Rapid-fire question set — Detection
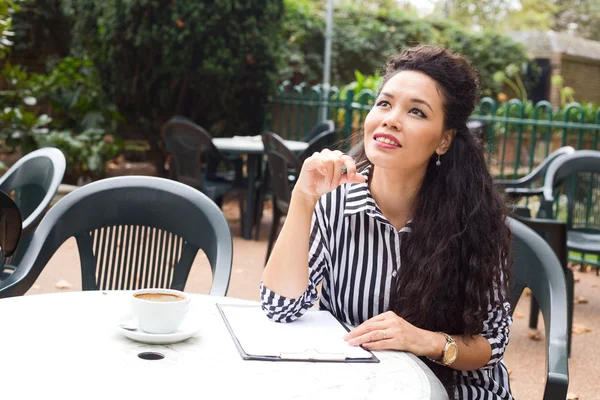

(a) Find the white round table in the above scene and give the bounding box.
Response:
[213,136,308,154]
[0,292,448,399]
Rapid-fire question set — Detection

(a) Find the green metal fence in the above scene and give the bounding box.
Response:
[267,82,600,179]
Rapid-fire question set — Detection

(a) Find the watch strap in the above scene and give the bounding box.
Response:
[426,332,456,366]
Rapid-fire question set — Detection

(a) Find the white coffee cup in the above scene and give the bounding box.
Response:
[131,288,191,334]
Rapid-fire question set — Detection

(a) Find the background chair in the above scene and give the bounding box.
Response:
[508,217,569,400]
[303,120,334,143]
[495,146,575,217]
[0,176,233,298]
[255,129,342,246]
[0,190,23,261]
[298,128,341,163]
[511,215,573,356]
[0,147,66,270]
[162,116,245,210]
[538,150,600,274]
[261,132,302,264]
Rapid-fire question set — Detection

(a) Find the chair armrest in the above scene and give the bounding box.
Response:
[0,224,55,299]
[495,147,576,190]
[495,178,530,189]
[0,262,34,298]
[495,169,545,188]
[512,216,569,400]
[543,332,569,400]
[504,187,544,200]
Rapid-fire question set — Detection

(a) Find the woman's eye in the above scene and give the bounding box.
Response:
[376,100,391,108]
[409,108,427,118]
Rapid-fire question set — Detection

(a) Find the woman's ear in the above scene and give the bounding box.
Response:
[437,128,456,155]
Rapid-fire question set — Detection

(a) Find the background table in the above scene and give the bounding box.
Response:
[1,291,448,399]
[213,136,308,240]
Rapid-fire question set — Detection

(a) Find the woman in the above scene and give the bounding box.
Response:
[261,45,512,399]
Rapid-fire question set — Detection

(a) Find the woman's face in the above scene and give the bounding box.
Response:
[363,70,454,172]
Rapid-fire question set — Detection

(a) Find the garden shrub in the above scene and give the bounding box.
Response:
[281,1,537,96]
[62,0,284,168]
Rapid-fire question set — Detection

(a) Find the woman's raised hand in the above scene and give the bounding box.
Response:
[294,149,366,200]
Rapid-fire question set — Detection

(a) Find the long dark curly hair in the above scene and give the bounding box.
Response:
[349,45,512,393]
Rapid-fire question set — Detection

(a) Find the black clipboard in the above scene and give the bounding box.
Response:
[217,304,379,363]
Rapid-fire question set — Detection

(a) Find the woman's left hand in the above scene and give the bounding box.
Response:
[343,311,443,357]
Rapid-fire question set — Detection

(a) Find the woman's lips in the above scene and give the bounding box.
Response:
[373,133,401,149]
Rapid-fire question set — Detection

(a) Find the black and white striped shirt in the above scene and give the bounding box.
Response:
[260,166,513,400]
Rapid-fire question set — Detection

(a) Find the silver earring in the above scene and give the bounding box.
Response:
[436,154,441,167]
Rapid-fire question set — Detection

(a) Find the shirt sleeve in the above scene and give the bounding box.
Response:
[480,291,512,369]
[260,200,331,323]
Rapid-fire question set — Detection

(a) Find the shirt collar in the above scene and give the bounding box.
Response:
[343,164,412,233]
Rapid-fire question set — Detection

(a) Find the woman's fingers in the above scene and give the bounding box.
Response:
[344,320,388,341]
[345,324,391,347]
[299,150,365,196]
[331,157,345,189]
[303,154,329,176]
[340,165,366,185]
[361,338,393,350]
[342,154,357,178]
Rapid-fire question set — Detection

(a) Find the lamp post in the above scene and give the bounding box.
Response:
[320,0,334,121]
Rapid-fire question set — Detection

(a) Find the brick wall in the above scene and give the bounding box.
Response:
[560,55,600,105]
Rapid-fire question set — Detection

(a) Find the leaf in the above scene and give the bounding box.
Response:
[505,63,520,77]
[551,75,564,87]
[528,329,542,341]
[572,324,591,335]
[493,71,506,83]
[55,279,72,289]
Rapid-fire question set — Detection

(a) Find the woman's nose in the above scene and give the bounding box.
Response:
[382,115,401,130]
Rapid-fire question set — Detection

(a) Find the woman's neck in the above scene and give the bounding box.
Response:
[369,165,426,231]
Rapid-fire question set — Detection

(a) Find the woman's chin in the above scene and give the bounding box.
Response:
[365,148,398,167]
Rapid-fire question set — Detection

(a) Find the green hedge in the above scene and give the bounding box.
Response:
[61,0,284,166]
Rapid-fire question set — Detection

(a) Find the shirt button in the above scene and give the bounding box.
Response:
[392,271,397,277]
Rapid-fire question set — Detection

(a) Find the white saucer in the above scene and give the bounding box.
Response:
[117,317,202,345]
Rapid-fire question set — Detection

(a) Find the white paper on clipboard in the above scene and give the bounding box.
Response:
[217,304,376,361]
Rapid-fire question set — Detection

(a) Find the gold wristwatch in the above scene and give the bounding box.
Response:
[427,332,458,366]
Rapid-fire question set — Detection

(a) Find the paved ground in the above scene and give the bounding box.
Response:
[25,197,599,399]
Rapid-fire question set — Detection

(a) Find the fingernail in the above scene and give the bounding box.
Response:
[348,339,358,346]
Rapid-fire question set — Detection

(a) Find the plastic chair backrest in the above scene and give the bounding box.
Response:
[495,146,575,188]
[0,176,233,298]
[508,217,569,399]
[162,117,225,189]
[540,150,600,230]
[0,190,22,258]
[299,129,340,163]
[303,120,335,143]
[262,132,302,213]
[0,148,66,235]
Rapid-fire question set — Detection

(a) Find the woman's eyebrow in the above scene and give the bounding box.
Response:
[380,92,434,113]
[410,98,434,113]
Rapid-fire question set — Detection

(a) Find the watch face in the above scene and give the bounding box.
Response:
[445,343,458,363]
